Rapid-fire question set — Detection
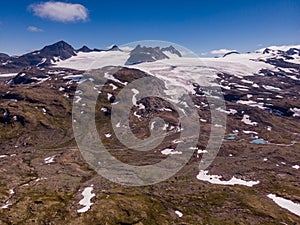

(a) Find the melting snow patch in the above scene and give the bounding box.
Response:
[109,83,118,90]
[105,133,112,138]
[0,73,18,77]
[175,210,183,218]
[36,58,47,67]
[63,93,69,98]
[9,189,14,195]
[159,107,172,112]
[236,100,266,110]
[196,170,260,187]
[133,111,141,119]
[243,130,258,134]
[104,73,128,85]
[131,89,139,106]
[291,108,300,117]
[161,148,182,155]
[263,85,281,91]
[1,201,12,209]
[216,107,237,115]
[197,149,208,154]
[241,115,258,126]
[107,93,113,101]
[292,165,299,169]
[267,194,300,217]
[44,155,56,164]
[77,185,95,213]
[101,107,108,112]
[74,96,82,103]
[214,124,223,128]
[241,79,254,84]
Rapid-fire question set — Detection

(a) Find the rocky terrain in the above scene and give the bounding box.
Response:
[0,41,299,224]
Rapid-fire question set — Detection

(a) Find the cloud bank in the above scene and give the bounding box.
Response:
[210,48,236,55]
[28,1,88,23]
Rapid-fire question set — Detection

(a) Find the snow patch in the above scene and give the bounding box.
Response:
[197,170,260,187]
[175,210,183,218]
[44,155,56,164]
[292,165,299,170]
[291,108,300,117]
[77,185,95,213]
[267,194,300,217]
[161,148,182,155]
[241,115,258,126]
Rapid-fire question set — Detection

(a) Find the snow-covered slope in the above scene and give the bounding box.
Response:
[55,51,129,70]
[53,44,300,101]
[54,44,300,77]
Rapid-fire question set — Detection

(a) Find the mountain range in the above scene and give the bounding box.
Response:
[0,41,183,73]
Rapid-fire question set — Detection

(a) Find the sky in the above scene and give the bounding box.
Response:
[0,0,299,56]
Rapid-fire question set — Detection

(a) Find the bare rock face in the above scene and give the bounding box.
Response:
[77,45,93,53]
[125,45,169,65]
[161,45,182,57]
[0,53,9,61]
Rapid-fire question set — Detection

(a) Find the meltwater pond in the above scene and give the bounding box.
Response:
[250,138,267,144]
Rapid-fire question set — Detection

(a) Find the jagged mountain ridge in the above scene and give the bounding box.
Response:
[0,41,183,73]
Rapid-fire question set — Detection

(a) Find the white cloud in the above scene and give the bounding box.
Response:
[210,48,236,55]
[27,26,43,32]
[28,1,88,23]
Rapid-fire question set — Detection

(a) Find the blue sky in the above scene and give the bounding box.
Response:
[0,0,299,56]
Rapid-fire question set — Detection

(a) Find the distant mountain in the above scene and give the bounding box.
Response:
[77,45,93,53]
[259,46,300,58]
[0,53,9,61]
[125,45,169,65]
[1,41,76,69]
[161,45,182,57]
[78,44,122,53]
[107,45,121,51]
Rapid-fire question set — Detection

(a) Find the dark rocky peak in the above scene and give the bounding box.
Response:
[161,45,182,57]
[0,53,10,61]
[77,45,122,53]
[125,45,169,65]
[107,45,121,51]
[286,48,300,56]
[262,48,271,54]
[39,40,76,60]
[77,45,93,53]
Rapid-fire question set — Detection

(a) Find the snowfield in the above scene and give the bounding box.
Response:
[267,194,300,217]
[197,170,260,187]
